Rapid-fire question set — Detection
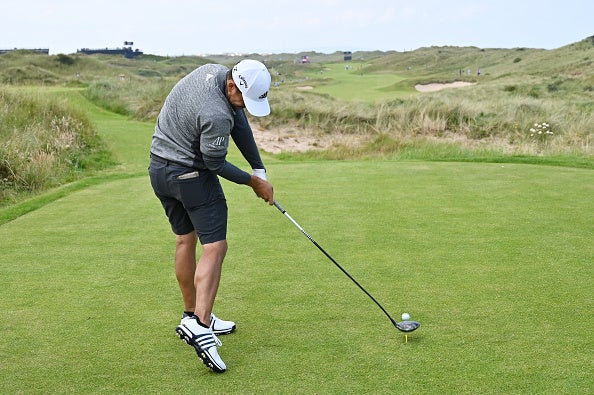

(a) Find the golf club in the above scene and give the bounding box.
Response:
[273,200,400,329]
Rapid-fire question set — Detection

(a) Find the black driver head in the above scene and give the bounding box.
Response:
[396,320,421,333]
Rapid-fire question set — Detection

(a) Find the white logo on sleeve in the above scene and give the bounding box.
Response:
[212,136,226,146]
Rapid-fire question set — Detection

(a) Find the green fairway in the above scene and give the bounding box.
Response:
[300,62,413,102]
[2,158,593,392]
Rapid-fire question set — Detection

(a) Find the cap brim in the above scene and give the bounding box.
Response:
[244,96,270,117]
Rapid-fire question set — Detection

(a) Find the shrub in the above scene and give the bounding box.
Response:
[56,54,76,66]
[0,89,114,203]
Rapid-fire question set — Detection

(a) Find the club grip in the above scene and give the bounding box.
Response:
[273,200,286,214]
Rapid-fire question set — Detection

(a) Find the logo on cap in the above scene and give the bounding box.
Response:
[238,75,248,89]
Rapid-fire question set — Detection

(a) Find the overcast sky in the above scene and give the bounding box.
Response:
[1,1,592,56]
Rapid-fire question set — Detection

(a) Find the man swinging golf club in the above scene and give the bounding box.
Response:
[148,60,274,373]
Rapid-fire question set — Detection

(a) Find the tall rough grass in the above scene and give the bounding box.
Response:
[0,89,114,204]
[259,86,592,161]
[82,77,174,120]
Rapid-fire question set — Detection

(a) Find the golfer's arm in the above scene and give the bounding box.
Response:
[230,110,265,170]
[203,156,251,184]
[199,115,259,184]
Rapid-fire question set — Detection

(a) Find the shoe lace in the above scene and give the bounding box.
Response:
[212,333,222,347]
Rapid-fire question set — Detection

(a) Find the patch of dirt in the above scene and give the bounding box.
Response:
[415,81,476,92]
[253,127,332,154]
[252,125,370,154]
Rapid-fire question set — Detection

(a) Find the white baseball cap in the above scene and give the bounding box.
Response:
[232,59,271,117]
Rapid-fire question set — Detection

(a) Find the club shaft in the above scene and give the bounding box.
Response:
[273,201,397,327]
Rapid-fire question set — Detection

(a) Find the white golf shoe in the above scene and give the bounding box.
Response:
[179,313,236,335]
[175,316,226,373]
[210,313,236,335]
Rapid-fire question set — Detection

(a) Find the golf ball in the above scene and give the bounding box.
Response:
[402,312,410,321]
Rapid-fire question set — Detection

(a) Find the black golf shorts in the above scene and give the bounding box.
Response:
[149,159,227,244]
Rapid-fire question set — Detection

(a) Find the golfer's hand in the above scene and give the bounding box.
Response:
[248,175,274,205]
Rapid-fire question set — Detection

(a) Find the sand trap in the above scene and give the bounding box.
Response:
[296,86,314,90]
[415,81,476,92]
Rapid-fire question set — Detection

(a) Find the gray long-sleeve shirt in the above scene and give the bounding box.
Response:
[150,64,264,184]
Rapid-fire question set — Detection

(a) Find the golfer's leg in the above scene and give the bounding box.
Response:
[175,231,198,312]
[194,240,228,326]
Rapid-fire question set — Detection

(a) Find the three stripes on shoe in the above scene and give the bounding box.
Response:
[176,324,225,372]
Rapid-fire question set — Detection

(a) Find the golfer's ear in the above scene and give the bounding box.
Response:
[227,79,238,92]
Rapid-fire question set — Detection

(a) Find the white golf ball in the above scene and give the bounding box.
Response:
[401,312,410,321]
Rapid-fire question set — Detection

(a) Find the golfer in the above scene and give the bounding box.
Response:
[148,59,274,373]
